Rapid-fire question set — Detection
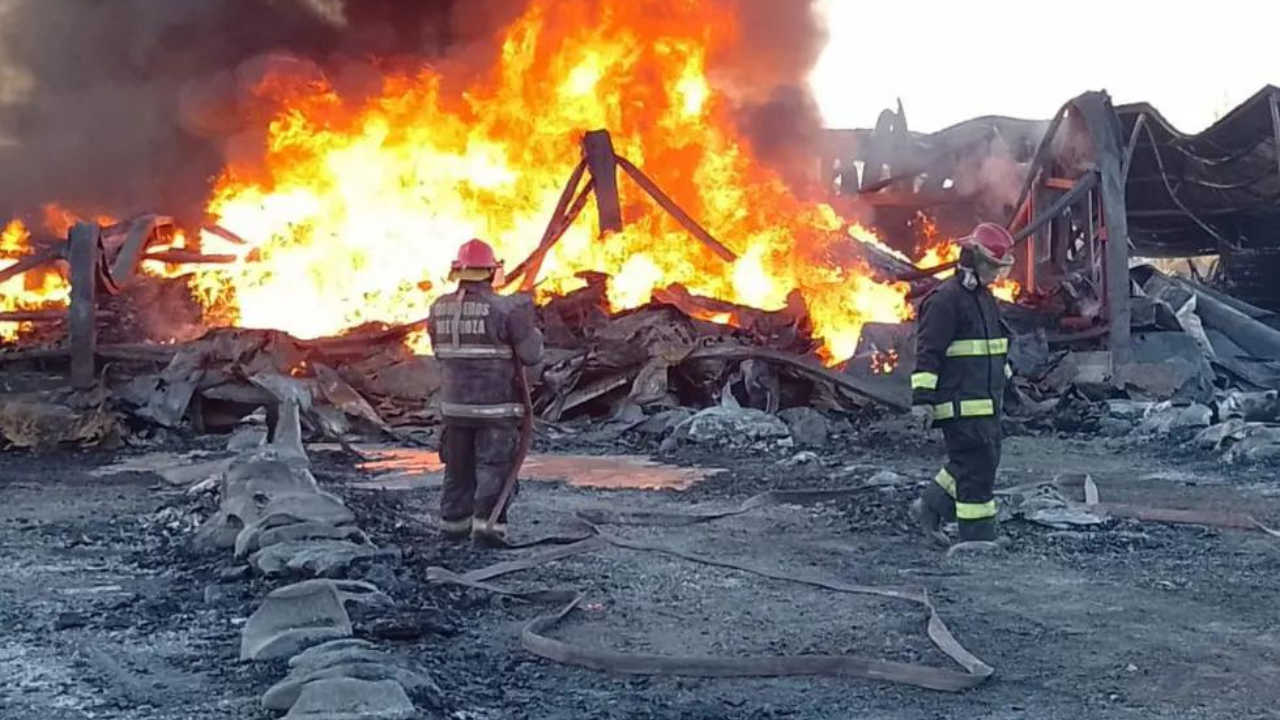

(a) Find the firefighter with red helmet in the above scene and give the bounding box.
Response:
[427,239,543,545]
[909,223,1015,549]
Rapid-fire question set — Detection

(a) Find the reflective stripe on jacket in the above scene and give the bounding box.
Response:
[910,275,1009,422]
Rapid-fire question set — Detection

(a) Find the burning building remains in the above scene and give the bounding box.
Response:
[4,3,1280,717]
[1,0,930,430]
[0,0,1276,456]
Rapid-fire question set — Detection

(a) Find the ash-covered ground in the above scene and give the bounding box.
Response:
[3,417,1279,720]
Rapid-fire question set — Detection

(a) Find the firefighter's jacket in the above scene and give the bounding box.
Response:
[428,281,544,421]
[910,275,1010,422]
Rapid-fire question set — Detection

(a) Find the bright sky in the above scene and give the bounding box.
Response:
[810,0,1279,133]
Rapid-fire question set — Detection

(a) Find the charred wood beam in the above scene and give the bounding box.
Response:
[583,130,623,234]
[141,251,238,264]
[508,178,595,292]
[202,223,250,245]
[683,344,908,411]
[0,309,111,322]
[67,223,99,388]
[0,246,62,284]
[107,214,173,292]
[548,160,589,235]
[0,309,63,322]
[1015,174,1097,245]
[505,159,590,291]
[614,155,738,262]
[0,343,175,365]
[298,322,425,354]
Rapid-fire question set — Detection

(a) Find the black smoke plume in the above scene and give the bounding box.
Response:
[0,0,828,225]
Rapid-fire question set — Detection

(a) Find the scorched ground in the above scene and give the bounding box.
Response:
[3,402,1280,719]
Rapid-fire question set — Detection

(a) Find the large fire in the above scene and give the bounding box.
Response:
[0,1,1022,363]
[188,0,913,364]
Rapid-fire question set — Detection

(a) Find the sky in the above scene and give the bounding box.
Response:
[809,0,1279,133]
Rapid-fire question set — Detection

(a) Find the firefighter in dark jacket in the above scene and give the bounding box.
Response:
[427,239,544,545]
[909,223,1015,548]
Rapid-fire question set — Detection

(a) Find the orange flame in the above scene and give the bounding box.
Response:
[186,1,910,364]
[916,241,960,275]
[0,220,70,342]
[41,204,116,237]
[870,348,899,375]
[914,234,1021,303]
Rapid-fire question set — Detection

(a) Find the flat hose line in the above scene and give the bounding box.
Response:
[426,487,995,692]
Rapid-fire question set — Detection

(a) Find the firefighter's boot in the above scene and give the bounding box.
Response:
[909,498,951,548]
[471,518,509,549]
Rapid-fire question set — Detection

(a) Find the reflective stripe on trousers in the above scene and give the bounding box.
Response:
[934,469,998,519]
[932,398,995,420]
[934,467,956,497]
[440,517,472,533]
[440,401,525,419]
[956,500,997,520]
[911,372,938,390]
[435,345,514,360]
[945,338,1008,357]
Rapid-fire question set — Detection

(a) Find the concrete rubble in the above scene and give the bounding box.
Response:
[778,406,831,448]
[661,406,794,452]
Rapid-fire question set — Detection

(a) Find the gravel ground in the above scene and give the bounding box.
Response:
[2,425,1278,720]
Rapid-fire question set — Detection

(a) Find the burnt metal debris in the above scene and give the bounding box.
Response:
[824,88,1280,429]
[3,91,1280,450]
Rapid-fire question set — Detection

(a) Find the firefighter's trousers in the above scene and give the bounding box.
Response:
[920,417,1001,541]
[439,419,521,535]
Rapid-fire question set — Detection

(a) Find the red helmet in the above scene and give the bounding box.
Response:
[962,223,1015,266]
[451,238,499,271]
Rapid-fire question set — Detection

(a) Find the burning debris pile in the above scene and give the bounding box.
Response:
[2,0,1278,464]
[0,0,974,447]
[3,0,909,361]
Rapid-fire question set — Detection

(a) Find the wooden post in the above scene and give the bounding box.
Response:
[67,222,99,388]
[615,156,737,262]
[582,130,623,234]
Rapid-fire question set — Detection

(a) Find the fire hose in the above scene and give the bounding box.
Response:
[484,355,534,531]
[429,486,994,692]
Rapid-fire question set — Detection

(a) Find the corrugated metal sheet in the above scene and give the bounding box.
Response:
[1117,86,1280,257]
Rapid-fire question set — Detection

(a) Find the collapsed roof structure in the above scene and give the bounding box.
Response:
[823,85,1280,365]
[1118,86,1280,258]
